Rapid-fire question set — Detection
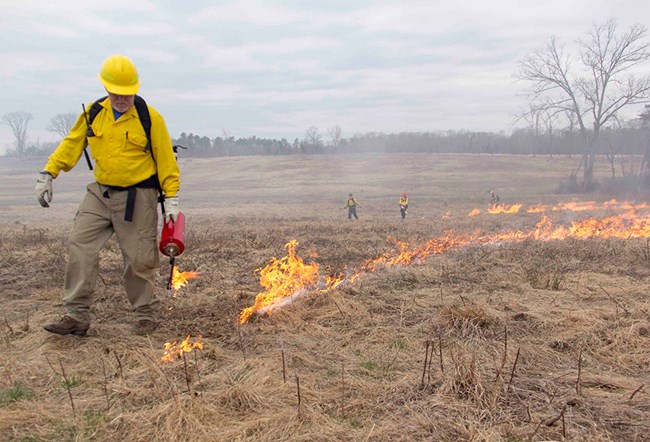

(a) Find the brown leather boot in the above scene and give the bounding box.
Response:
[133,319,157,335]
[43,315,90,337]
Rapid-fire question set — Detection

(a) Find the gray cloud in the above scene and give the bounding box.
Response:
[1,0,649,152]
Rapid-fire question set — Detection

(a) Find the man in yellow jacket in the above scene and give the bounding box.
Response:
[345,193,360,219]
[399,192,409,219]
[35,54,180,336]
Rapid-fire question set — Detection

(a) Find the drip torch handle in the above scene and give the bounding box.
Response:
[167,254,175,290]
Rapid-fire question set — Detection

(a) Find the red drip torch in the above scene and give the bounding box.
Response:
[159,212,185,289]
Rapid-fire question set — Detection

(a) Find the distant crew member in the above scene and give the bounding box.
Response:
[344,193,360,220]
[399,192,409,219]
[490,189,500,207]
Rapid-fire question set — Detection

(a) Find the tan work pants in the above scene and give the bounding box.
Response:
[63,182,160,322]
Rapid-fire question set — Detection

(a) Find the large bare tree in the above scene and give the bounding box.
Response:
[1,111,33,157]
[47,112,77,139]
[517,19,650,190]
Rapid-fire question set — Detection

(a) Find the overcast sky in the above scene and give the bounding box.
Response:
[1,0,649,153]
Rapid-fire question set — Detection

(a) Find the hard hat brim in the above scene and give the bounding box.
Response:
[98,74,140,95]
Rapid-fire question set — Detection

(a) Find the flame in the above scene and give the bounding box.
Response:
[239,211,650,323]
[461,199,650,216]
[442,211,452,219]
[526,204,546,213]
[487,204,522,214]
[161,335,204,362]
[238,240,322,324]
[171,266,201,290]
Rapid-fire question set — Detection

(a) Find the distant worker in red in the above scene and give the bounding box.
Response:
[344,193,360,219]
[399,192,409,219]
[35,54,181,337]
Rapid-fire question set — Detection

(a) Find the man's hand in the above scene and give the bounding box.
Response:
[35,172,53,208]
[164,196,180,223]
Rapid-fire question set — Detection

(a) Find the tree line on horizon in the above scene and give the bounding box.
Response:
[2,111,649,161]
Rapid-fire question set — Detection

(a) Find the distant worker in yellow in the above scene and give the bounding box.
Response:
[489,189,500,208]
[399,192,409,219]
[344,193,360,219]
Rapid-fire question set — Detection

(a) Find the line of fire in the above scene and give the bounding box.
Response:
[238,208,650,324]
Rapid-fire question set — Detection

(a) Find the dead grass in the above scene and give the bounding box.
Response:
[1,153,650,441]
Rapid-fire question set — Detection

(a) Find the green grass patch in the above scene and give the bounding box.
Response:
[0,382,34,406]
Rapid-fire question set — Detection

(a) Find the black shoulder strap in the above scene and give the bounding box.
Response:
[87,96,107,132]
[133,95,152,152]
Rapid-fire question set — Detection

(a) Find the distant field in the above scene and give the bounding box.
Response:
[1,153,649,441]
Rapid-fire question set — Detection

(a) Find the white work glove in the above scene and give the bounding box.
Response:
[164,196,180,223]
[35,172,53,208]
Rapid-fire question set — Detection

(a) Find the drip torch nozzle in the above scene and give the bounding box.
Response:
[167,252,176,290]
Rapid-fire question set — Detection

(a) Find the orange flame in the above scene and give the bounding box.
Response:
[487,204,522,214]
[462,199,650,216]
[161,335,204,362]
[239,240,322,324]
[239,211,650,323]
[171,266,201,290]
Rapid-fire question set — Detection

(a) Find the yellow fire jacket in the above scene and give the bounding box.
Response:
[399,197,408,206]
[44,97,180,197]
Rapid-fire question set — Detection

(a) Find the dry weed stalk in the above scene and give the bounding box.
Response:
[596,282,631,316]
[114,351,124,380]
[3,315,14,335]
[100,357,111,411]
[340,362,346,417]
[280,339,287,383]
[576,349,582,395]
[421,339,431,388]
[506,348,520,393]
[628,384,644,400]
[46,356,77,418]
[181,352,192,393]
[544,403,567,427]
[295,371,302,419]
[438,331,445,374]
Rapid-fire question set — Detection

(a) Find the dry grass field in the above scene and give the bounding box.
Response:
[1,153,649,441]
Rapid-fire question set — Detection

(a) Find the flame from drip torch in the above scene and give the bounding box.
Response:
[171,266,201,290]
[239,211,650,323]
[161,335,204,362]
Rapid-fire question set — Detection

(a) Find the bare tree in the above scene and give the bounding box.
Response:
[47,113,77,139]
[1,111,33,157]
[517,19,650,191]
[304,126,322,147]
[640,105,650,172]
[221,128,232,156]
[327,125,343,148]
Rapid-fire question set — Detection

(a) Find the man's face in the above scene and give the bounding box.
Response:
[107,91,135,113]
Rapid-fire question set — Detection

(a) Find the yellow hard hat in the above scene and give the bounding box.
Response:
[98,55,140,95]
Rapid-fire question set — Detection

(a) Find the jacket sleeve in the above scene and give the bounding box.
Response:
[43,112,88,178]
[149,107,180,197]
